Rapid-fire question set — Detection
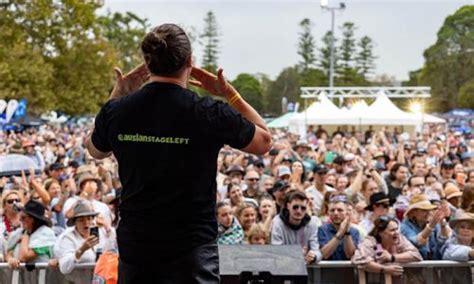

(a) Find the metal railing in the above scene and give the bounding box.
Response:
[0,261,472,283]
[308,261,474,284]
[0,263,95,284]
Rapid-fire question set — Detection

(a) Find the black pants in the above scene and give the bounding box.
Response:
[118,242,220,284]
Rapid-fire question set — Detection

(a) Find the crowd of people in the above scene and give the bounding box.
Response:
[0,120,473,282]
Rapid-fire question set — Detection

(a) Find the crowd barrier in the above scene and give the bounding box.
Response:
[0,261,472,283]
[308,261,474,284]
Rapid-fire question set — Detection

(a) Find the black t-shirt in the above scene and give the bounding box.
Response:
[92,82,255,263]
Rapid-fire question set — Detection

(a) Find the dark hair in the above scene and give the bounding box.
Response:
[216,201,230,214]
[227,183,240,194]
[369,215,398,243]
[407,175,423,187]
[291,160,306,184]
[28,215,50,233]
[389,163,407,181]
[141,24,191,76]
[284,190,308,205]
[461,184,474,212]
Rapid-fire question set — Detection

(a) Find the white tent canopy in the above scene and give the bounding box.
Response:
[288,91,446,135]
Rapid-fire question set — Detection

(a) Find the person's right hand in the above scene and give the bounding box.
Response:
[337,216,350,237]
[8,257,20,269]
[429,208,445,228]
[80,235,100,252]
[384,265,404,276]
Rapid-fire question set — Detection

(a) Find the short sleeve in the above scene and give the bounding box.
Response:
[91,101,113,153]
[317,226,331,247]
[196,98,255,149]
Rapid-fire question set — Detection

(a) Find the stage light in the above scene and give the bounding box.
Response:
[409,102,422,113]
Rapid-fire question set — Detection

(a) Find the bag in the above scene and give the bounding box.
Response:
[93,251,118,284]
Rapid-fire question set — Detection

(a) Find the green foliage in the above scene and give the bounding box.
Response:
[318,31,338,80]
[266,67,301,115]
[297,18,316,71]
[356,36,377,79]
[0,1,147,115]
[416,5,474,111]
[232,74,264,113]
[98,11,149,71]
[337,22,357,84]
[458,79,474,108]
[200,10,220,72]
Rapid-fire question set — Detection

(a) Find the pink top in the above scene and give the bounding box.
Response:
[352,235,422,267]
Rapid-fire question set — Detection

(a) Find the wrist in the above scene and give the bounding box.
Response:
[390,254,396,263]
[335,234,344,240]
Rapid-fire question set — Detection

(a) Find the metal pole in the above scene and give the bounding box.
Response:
[329,8,335,91]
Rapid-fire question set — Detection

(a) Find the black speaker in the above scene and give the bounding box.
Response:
[219,245,308,284]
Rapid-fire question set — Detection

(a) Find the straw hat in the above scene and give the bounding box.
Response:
[404,194,438,217]
[444,183,462,200]
[449,211,474,229]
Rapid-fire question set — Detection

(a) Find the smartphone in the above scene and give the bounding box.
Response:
[90,226,99,239]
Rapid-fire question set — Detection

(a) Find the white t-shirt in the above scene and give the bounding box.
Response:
[305,185,335,216]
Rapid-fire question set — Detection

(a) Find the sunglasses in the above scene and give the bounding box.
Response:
[377,215,397,228]
[247,178,259,182]
[292,205,307,211]
[6,199,20,204]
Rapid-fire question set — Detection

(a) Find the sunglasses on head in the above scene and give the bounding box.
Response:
[6,199,20,204]
[330,195,349,204]
[377,215,397,227]
[292,205,307,211]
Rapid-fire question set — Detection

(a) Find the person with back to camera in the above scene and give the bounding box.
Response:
[85,23,272,283]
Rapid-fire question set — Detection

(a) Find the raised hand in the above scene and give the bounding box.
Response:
[110,63,150,99]
[190,67,237,98]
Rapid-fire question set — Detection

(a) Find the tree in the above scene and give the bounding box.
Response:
[200,11,220,73]
[458,79,474,108]
[337,22,357,84]
[98,11,149,71]
[416,5,474,111]
[265,67,301,115]
[297,18,316,71]
[356,36,377,79]
[232,74,264,113]
[318,31,338,82]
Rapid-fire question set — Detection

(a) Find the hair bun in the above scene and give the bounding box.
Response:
[142,31,168,53]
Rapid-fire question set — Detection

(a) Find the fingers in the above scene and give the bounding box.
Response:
[114,67,124,81]
[188,80,203,88]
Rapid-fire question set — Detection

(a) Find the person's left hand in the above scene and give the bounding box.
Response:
[110,63,150,99]
[377,250,392,263]
[48,259,59,268]
[189,67,237,99]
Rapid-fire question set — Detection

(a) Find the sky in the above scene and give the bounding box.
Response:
[99,0,473,81]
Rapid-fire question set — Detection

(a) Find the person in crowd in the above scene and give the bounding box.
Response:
[216,202,243,245]
[225,183,258,211]
[289,160,306,191]
[243,170,263,199]
[236,203,258,243]
[22,139,46,170]
[248,223,268,245]
[0,190,23,239]
[441,212,474,284]
[386,163,409,202]
[406,175,426,198]
[440,160,455,183]
[218,164,246,199]
[306,164,334,216]
[444,182,462,211]
[63,173,112,229]
[270,181,291,214]
[352,216,422,280]
[360,192,391,233]
[318,195,360,260]
[5,200,57,268]
[271,191,322,264]
[277,165,292,181]
[257,196,276,235]
[460,184,474,213]
[54,201,115,282]
[400,194,451,260]
[262,177,275,195]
